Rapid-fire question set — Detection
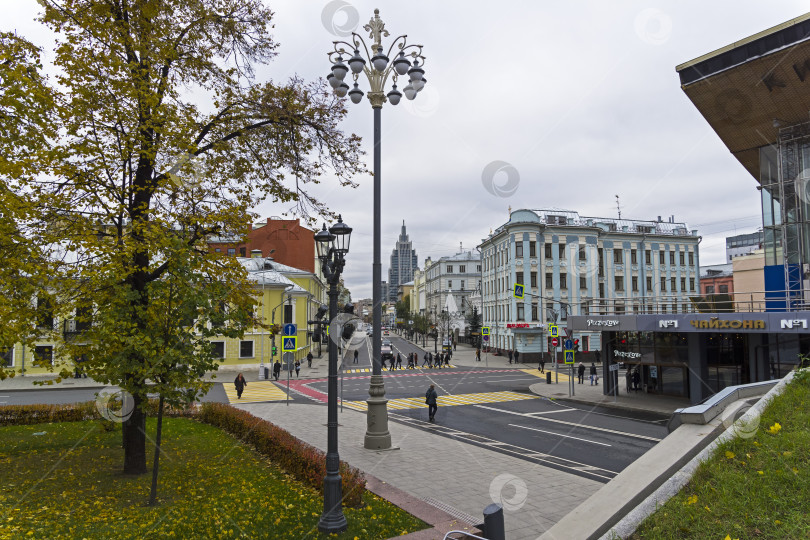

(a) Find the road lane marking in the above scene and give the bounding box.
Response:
[509,424,611,446]
[525,408,578,415]
[474,404,662,442]
[343,390,538,412]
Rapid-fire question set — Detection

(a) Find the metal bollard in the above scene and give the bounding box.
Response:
[546,371,552,384]
[482,503,505,540]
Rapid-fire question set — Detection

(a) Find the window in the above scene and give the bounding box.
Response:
[545,243,552,258]
[660,277,667,291]
[631,249,637,264]
[530,271,538,288]
[228,248,236,256]
[447,265,453,273]
[632,276,639,291]
[580,276,587,290]
[477,264,481,272]
[670,277,676,290]
[283,304,293,324]
[529,241,537,258]
[37,295,54,330]
[515,242,523,258]
[646,276,652,292]
[558,244,566,258]
[680,278,686,291]
[531,303,538,321]
[448,280,453,289]
[239,247,246,257]
[669,251,675,264]
[645,250,651,264]
[211,341,225,359]
[515,272,524,286]
[545,273,553,288]
[579,245,586,261]
[659,251,665,264]
[460,280,465,290]
[719,284,729,293]
[614,276,624,291]
[613,249,622,263]
[215,248,221,253]
[560,273,567,289]
[2,348,12,368]
[679,251,685,265]
[459,265,466,273]
[239,340,254,358]
[516,304,525,321]
[688,252,694,265]
[34,345,53,366]
[689,278,695,291]
[599,283,605,298]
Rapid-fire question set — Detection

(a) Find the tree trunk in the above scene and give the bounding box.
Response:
[148,394,164,505]
[123,392,147,474]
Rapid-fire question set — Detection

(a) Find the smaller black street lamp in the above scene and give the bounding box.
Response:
[314,215,352,534]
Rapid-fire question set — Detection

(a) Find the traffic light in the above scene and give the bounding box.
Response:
[574,339,580,352]
[312,324,321,342]
[341,322,355,341]
[315,305,328,320]
[343,303,354,315]
[271,345,277,356]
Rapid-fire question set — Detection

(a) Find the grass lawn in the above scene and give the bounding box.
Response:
[0,418,427,539]
[632,371,810,539]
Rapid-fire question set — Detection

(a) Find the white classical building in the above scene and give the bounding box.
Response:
[423,250,482,341]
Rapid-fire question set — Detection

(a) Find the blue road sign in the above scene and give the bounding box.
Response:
[483,335,489,341]
[283,323,297,336]
[550,325,558,338]
[282,336,297,352]
[564,350,575,364]
[482,326,490,336]
[513,284,524,299]
[564,339,574,350]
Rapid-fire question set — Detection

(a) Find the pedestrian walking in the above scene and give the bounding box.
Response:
[476,348,481,362]
[453,341,457,351]
[632,369,641,392]
[273,361,281,381]
[408,353,415,369]
[389,356,396,371]
[626,368,633,394]
[422,353,429,367]
[295,360,301,378]
[589,363,597,385]
[514,350,520,364]
[234,373,247,399]
[354,350,359,364]
[396,353,402,369]
[425,384,438,422]
[307,351,313,368]
[539,358,545,373]
[577,362,585,384]
[444,353,450,367]
[508,350,514,364]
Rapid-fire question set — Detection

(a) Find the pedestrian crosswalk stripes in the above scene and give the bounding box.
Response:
[344,365,457,373]
[224,381,289,404]
[520,369,572,382]
[342,390,537,412]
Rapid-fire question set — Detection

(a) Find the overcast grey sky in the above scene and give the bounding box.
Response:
[7,1,808,299]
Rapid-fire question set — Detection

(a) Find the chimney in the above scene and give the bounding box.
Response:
[251,249,262,258]
[657,216,662,222]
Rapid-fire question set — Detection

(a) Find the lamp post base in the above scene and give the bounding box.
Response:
[364,374,392,449]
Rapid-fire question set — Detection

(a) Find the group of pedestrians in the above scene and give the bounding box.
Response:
[576,362,599,385]
[507,349,521,364]
[419,350,451,369]
[626,367,642,393]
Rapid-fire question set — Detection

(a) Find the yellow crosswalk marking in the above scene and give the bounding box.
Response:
[343,390,537,412]
[520,369,572,382]
[344,365,457,374]
[224,381,289,404]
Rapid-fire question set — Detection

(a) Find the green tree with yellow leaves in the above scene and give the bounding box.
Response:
[1,0,365,477]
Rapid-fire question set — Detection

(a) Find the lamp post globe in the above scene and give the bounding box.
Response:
[325,9,426,450]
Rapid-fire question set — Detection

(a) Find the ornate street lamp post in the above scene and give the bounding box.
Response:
[314,216,353,534]
[326,9,427,450]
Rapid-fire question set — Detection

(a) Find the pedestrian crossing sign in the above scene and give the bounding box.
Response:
[282,336,297,352]
[549,325,559,338]
[564,350,575,364]
[482,327,490,336]
[513,284,524,299]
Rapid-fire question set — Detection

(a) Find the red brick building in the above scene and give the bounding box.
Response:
[208,218,316,273]
[700,263,734,295]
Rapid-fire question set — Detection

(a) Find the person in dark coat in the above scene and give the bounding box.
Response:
[589,363,597,385]
[577,362,585,384]
[396,353,402,369]
[444,353,450,367]
[422,352,429,367]
[626,368,633,393]
[508,350,514,364]
[234,373,247,399]
[294,360,301,378]
[595,350,601,363]
[476,348,481,362]
[425,384,438,422]
[273,361,281,381]
[307,351,314,368]
[632,369,641,392]
[353,350,359,364]
[514,350,520,364]
[539,357,545,373]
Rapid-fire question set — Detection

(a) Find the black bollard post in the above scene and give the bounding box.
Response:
[482,503,505,540]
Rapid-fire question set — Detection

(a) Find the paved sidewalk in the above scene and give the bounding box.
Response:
[237,400,602,540]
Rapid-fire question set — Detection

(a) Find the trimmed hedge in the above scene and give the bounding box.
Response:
[197,402,366,507]
[0,400,366,507]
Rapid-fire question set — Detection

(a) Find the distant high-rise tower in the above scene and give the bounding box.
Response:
[387,221,418,302]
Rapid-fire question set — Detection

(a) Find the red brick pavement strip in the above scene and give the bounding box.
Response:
[364,474,483,540]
